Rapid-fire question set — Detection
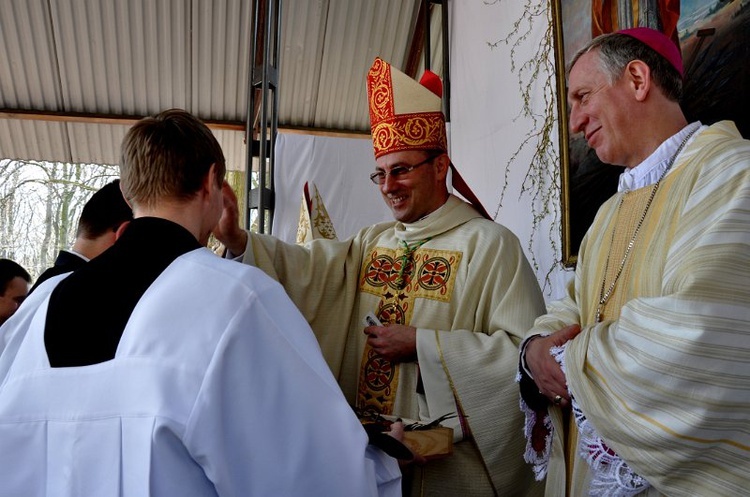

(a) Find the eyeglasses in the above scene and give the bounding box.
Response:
[369,155,438,185]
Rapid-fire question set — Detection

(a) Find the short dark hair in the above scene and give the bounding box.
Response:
[76,180,133,239]
[568,32,683,102]
[120,109,226,209]
[0,259,31,295]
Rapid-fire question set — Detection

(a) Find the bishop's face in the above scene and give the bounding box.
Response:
[374,150,448,223]
[567,50,639,168]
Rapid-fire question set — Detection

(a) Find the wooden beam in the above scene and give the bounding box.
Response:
[0,109,245,131]
[0,109,371,138]
[278,126,370,139]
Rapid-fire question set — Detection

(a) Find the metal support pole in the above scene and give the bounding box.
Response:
[245,0,281,233]
[423,0,431,72]
[441,0,450,121]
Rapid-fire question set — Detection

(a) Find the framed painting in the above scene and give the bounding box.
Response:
[552,0,750,266]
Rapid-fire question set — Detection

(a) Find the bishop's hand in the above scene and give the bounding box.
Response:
[525,324,581,407]
[364,324,417,363]
[213,181,248,256]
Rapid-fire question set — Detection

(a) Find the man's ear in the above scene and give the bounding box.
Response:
[201,163,219,196]
[114,220,130,241]
[433,153,450,181]
[625,60,651,102]
[119,184,133,209]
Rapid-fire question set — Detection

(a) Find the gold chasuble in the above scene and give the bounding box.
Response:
[243,194,546,496]
[357,237,458,415]
[523,122,750,497]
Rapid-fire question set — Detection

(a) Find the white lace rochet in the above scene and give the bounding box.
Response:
[520,343,651,496]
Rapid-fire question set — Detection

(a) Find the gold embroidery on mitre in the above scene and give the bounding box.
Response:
[356,245,461,414]
[367,57,447,158]
[371,112,447,158]
[368,58,394,125]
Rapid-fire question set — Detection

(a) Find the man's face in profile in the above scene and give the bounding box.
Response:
[0,276,29,326]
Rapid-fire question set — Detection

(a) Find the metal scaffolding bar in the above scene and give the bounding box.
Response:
[245,0,282,233]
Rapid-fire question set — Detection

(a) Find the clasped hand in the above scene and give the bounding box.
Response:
[364,324,417,363]
[525,324,581,407]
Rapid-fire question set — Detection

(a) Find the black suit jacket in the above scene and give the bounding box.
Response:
[29,251,88,294]
[45,218,200,367]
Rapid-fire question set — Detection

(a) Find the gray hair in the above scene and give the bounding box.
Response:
[567,33,682,102]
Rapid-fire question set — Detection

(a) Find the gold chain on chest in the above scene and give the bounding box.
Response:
[595,128,698,322]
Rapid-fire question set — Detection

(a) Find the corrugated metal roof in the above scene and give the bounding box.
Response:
[0,0,445,169]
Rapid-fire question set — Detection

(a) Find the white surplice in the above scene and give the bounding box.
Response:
[0,248,400,497]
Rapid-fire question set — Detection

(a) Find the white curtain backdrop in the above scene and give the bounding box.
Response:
[271,132,392,243]
[448,1,573,300]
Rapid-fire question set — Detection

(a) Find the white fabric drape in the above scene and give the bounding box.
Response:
[272,133,391,243]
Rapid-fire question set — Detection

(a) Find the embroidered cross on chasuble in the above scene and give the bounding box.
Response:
[356,239,461,416]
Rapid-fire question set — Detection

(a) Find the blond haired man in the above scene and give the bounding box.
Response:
[0,109,399,496]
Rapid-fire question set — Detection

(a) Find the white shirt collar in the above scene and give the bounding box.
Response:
[617,122,705,192]
[65,249,90,262]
